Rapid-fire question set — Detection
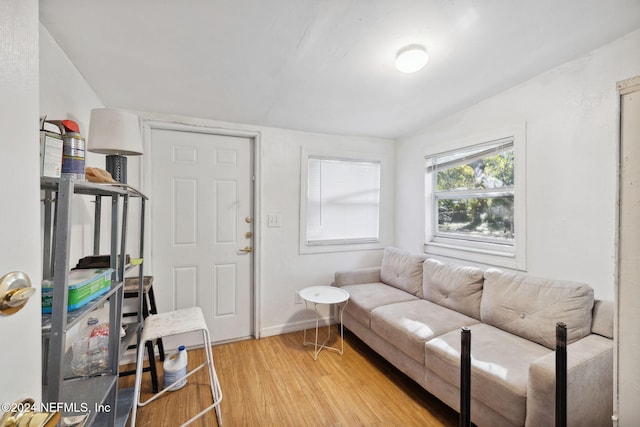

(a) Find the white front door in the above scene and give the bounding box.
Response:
[0,0,41,413]
[150,127,254,344]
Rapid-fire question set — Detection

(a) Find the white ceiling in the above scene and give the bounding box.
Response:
[40,0,640,140]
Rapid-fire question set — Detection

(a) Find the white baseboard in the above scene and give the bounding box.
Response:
[259,316,335,338]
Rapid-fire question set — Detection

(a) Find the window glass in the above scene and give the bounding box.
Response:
[429,140,515,245]
[436,195,514,240]
[436,151,514,191]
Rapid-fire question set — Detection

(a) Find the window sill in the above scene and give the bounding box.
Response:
[424,240,525,270]
[300,241,385,255]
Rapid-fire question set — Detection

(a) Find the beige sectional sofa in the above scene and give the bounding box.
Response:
[334,247,613,427]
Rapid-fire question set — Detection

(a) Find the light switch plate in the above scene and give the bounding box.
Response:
[267,213,282,228]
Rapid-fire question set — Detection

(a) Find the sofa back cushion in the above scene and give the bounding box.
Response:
[481,268,594,349]
[591,300,614,339]
[380,247,426,297]
[422,259,484,319]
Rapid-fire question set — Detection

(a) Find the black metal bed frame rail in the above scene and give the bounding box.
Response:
[556,322,567,427]
[458,322,568,427]
[460,327,471,427]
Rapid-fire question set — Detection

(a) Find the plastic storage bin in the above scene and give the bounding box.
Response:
[41,268,113,313]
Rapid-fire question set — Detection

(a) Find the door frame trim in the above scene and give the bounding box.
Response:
[614,75,640,423]
[140,117,262,339]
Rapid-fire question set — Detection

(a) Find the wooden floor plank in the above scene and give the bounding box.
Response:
[119,328,458,426]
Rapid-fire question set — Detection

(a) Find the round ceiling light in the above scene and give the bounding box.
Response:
[395,44,429,73]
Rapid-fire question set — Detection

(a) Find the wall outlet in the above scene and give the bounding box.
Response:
[295,291,303,304]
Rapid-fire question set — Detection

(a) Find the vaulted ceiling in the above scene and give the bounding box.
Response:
[40,0,640,139]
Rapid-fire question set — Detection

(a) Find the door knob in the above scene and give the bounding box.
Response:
[0,271,34,315]
[239,246,253,253]
[4,287,36,308]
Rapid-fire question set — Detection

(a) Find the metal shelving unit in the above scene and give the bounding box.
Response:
[41,177,147,427]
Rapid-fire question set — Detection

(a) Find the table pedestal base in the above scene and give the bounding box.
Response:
[303,300,348,360]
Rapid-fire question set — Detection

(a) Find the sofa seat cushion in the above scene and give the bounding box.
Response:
[371,299,480,364]
[423,259,484,320]
[380,247,427,297]
[425,323,552,427]
[339,283,418,328]
[481,268,594,349]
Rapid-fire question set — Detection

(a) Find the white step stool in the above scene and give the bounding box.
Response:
[131,307,223,426]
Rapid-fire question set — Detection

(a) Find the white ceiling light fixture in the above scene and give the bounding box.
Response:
[395,44,429,73]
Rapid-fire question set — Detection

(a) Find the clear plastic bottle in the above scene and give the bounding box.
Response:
[87,321,109,373]
[71,317,96,375]
[71,317,108,376]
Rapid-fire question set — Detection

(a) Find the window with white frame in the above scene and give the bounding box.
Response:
[425,130,526,269]
[305,156,381,245]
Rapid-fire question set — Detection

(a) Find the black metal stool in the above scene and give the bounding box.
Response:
[119,276,165,393]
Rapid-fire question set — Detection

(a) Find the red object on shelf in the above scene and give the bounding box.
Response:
[61,119,79,133]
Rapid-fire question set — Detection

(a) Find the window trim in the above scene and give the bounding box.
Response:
[424,124,527,270]
[300,148,392,254]
[431,139,515,245]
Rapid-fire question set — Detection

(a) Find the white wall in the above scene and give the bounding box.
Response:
[257,126,394,336]
[0,0,41,408]
[40,24,107,266]
[40,24,103,136]
[396,29,640,301]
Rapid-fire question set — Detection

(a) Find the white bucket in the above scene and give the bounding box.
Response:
[163,345,187,391]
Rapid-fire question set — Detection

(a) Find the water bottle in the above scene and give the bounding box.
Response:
[71,317,108,375]
[87,321,109,371]
[163,345,188,391]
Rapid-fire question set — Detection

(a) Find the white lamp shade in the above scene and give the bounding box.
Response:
[395,44,429,73]
[88,108,143,155]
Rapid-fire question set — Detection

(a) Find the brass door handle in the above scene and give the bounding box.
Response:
[239,246,253,253]
[5,287,36,308]
[0,271,34,315]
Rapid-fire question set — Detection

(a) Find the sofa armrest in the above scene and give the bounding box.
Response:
[334,267,381,287]
[525,334,613,427]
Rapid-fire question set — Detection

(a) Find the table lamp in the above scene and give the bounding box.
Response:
[88,108,143,184]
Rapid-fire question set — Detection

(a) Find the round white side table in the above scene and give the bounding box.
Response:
[299,286,350,360]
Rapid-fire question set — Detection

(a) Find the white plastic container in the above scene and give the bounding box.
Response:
[163,345,188,391]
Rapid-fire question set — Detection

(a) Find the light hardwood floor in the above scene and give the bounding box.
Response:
[119,328,459,426]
